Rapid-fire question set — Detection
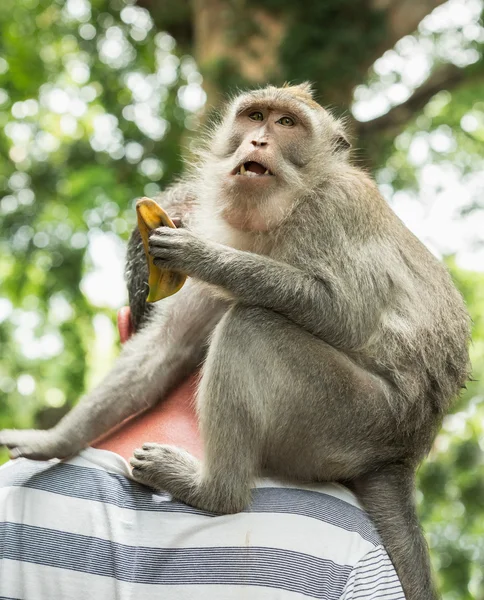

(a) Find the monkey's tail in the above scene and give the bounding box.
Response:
[351,465,439,600]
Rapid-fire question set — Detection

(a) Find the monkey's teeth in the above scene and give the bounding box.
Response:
[237,163,270,176]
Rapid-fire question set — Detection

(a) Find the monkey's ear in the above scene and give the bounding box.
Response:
[334,132,351,152]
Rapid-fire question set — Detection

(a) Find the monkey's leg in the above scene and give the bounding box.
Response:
[130,305,264,513]
[0,285,226,460]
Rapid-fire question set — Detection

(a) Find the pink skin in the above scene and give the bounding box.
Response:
[93,307,203,462]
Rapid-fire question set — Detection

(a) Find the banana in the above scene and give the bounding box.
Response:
[135,197,186,302]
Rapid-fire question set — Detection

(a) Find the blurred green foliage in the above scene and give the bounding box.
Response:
[0,0,198,453]
[420,264,484,598]
[0,0,484,597]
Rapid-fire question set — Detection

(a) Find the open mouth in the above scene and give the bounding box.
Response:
[235,161,273,177]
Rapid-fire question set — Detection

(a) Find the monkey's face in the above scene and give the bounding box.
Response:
[223,99,312,197]
[205,84,350,232]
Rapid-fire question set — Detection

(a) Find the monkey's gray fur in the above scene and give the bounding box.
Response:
[0,83,470,600]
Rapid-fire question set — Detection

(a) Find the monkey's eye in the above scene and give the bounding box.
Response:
[249,111,264,121]
[277,116,295,127]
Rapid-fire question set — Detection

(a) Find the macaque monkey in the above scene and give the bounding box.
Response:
[0,83,470,600]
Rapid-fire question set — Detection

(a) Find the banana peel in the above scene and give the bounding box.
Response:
[136,197,186,302]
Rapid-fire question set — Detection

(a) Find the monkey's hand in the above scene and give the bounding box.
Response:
[0,428,82,461]
[148,227,214,275]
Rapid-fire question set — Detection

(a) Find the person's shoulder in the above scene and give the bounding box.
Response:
[253,478,382,564]
[247,479,405,598]
[340,544,406,599]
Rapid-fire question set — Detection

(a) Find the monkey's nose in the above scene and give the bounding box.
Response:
[251,139,268,147]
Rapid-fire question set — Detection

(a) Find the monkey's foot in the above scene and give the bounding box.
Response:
[130,443,201,502]
[0,428,79,461]
[130,443,251,514]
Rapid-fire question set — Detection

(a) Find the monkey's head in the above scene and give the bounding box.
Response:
[201,82,351,232]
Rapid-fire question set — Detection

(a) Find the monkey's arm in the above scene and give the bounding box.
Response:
[149,228,385,349]
[0,283,226,460]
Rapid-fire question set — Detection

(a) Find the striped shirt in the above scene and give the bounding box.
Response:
[0,447,405,599]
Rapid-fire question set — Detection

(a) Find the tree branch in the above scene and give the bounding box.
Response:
[356,62,481,138]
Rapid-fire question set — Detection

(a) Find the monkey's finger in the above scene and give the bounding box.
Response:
[8,446,53,461]
[150,248,182,267]
[148,245,184,263]
[0,430,32,448]
[0,441,17,449]
[129,457,145,469]
[9,447,24,459]
[148,231,181,248]
[142,443,160,450]
[148,244,171,257]
[132,449,150,460]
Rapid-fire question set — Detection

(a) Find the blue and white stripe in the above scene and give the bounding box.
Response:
[0,448,405,599]
[341,546,407,599]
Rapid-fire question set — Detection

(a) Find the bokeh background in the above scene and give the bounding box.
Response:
[0,0,483,596]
